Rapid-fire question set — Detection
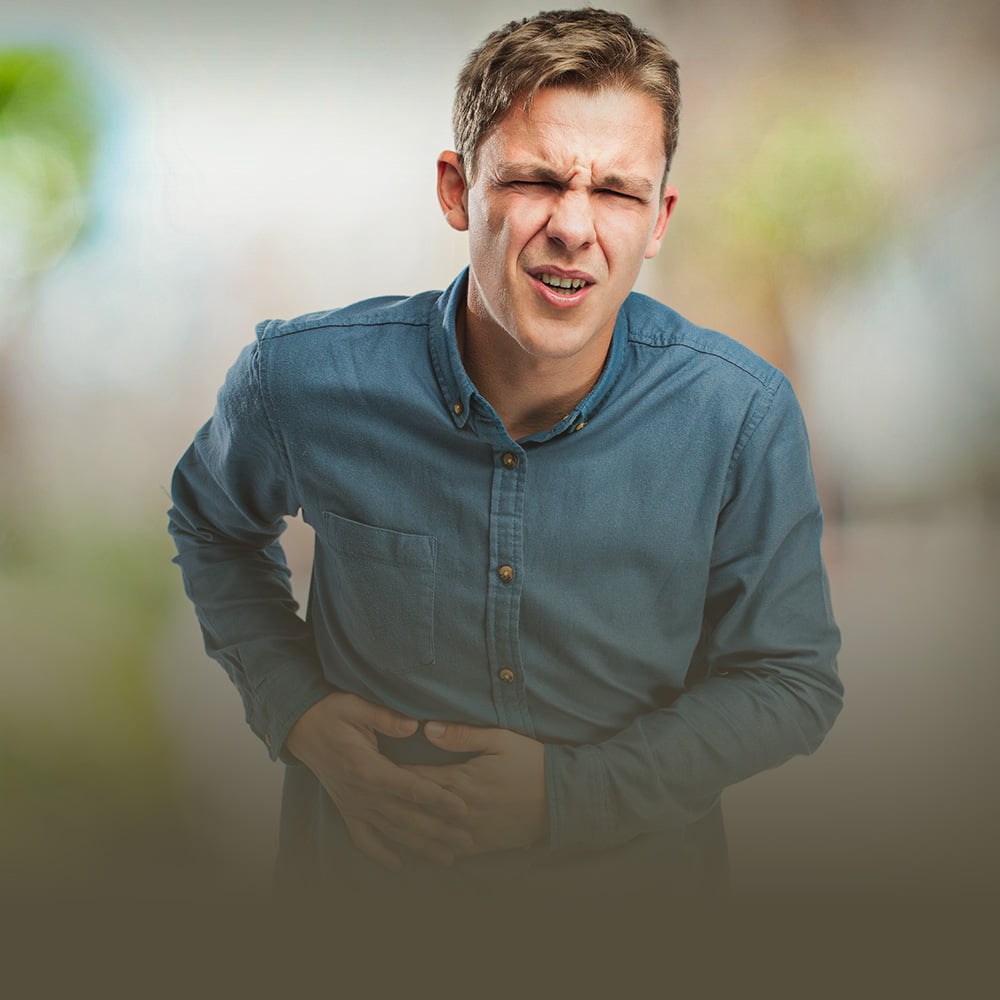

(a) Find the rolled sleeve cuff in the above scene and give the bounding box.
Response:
[544,742,616,851]
[246,667,336,764]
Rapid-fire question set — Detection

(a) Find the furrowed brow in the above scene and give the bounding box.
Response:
[495,161,565,184]
[496,161,655,200]
[597,173,655,200]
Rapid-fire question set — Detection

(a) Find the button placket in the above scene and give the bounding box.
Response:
[485,441,530,732]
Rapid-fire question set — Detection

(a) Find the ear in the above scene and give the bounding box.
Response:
[644,184,678,260]
[437,151,470,232]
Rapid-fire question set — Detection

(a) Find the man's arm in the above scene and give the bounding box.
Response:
[168,339,471,867]
[538,376,842,850]
[168,342,334,758]
[412,375,842,854]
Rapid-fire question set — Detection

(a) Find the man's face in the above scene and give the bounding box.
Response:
[439,86,677,364]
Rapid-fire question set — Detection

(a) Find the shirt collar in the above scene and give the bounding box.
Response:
[429,269,478,430]
[428,268,629,438]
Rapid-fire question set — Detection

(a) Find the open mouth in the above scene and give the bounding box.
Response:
[537,272,590,295]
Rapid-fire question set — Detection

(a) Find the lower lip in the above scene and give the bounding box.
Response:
[529,274,593,308]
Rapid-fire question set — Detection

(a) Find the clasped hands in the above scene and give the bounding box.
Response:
[285,692,549,871]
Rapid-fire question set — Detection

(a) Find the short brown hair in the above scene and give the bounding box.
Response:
[453,8,681,178]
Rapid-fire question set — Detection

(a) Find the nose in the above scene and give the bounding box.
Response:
[545,189,595,252]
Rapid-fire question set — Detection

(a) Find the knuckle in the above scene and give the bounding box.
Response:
[353,759,384,785]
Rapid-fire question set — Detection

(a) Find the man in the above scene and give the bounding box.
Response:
[168,8,841,900]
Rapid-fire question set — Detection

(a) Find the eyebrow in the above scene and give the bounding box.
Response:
[496,161,655,200]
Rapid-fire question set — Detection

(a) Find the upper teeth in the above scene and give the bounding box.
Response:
[540,274,587,290]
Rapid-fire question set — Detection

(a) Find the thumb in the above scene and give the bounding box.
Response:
[423,721,502,753]
[365,701,420,739]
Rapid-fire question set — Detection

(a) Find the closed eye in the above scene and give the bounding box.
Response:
[597,188,641,202]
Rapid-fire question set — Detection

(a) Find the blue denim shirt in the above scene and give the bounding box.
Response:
[168,270,841,892]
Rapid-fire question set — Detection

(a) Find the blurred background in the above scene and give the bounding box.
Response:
[1,0,998,913]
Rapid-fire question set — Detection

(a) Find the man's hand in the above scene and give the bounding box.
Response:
[285,693,474,871]
[406,722,549,855]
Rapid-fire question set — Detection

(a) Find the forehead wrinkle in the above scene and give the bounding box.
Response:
[528,107,659,183]
[495,160,565,183]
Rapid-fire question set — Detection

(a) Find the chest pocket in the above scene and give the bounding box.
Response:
[320,511,437,671]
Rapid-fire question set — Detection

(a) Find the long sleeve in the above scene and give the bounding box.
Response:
[167,339,335,762]
[544,375,843,849]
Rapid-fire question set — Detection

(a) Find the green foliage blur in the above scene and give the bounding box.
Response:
[0,522,181,883]
[714,106,891,283]
[0,46,101,279]
[657,62,895,372]
[0,47,183,891]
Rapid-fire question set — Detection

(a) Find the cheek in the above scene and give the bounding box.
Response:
[467,198,509,251]
[600,214,660,268]
[495,200,550,247]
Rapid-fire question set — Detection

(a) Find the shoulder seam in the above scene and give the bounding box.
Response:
[262,318,427,341]
[629,337,780,392]
[252,340,301,499]
[725,371,792,487]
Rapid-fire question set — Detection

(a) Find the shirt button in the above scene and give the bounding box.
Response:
[453,402,464,416]
[574,421,587,432]
[501,451,518,469]
[498,668,515,684]
[263,733,272,748]
[497,564,515,583]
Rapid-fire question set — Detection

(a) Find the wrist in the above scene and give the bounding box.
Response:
[285,692,338,763]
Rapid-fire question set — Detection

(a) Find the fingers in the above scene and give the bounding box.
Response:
[345,811,474,871]
[349,695,419,739]
[376,798,476,856]
[336,771,472,869]
[423,720,505,754]
[287,692,419,765]
[370,812,471,868]
[408,775,469,819]
[344,818,402,872]
[368,759,469,820]
[378,825,456,868]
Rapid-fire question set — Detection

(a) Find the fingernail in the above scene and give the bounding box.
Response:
[395,720,414,735]
[424,721,446,739]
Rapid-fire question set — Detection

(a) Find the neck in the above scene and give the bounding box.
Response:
[457,303,610,440]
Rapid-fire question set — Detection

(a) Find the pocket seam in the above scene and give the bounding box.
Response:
[322,511,438,569]
[320,510,437,669]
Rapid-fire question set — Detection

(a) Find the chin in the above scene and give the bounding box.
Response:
[513,331,593,360]
[525,320,610,359]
